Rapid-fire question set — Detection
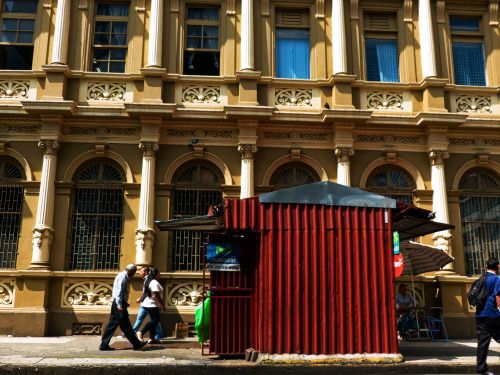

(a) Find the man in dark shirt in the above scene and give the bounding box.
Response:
[99,263,146,351]
[475,258,500,375]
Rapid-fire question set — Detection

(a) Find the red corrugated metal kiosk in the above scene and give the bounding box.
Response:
[156,181,453,357]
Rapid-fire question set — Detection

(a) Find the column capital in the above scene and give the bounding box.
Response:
[38,139,60,155]
[238,143,257,160]
[335,147,354,163]
[428,150,449,165]
[139,141,159,157]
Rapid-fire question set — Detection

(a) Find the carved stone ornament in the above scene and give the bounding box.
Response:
[404,0,413,23]
[192,144,205,157]
[428,150,449,166]
[356,134,423,144]
[385,149,397,162]
[182,85,220,104]
[38,139,60,155]
[335,147,354,163]
[0,140,7,152]
[449,137,500,146]
[0,124,37,134]
[95,143,107,154]
[166,281,204,308]
[456,96,492,113]
[433,232,453,254]
[69,127,136,136]
[32,226,54,249]
[0,280,14,306]
[87,82,126,101]
[263,132,328,141]
[275,88,313,106]
[476,153,489,164]
[490,1,499,26]
[0,80,30,99]
[62,280,113,307]
[366,92,404,110]
[291,147,301,159]
[135,228,155,251]
[139,141,159,157]
[164,129,233,138]
[238,144,257,160]
[73,323,102,335]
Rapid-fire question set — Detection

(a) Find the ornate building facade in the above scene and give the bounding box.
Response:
[0,0,499,338]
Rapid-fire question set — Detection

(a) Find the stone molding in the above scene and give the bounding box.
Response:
[0,80,30,99]
[0,279,15,306]
[68,127,137,136]
[163,129,234,138]
[449,137,500,146]
[275,88,313,107]
[62,279,113,307]
[356,134,424,144]
[0,124,38,134]
[263,131,328,141]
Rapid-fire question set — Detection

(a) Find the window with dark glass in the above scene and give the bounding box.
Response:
[270,163,320,188]
[364,13,399,82]
[275,9,310,79]
[459,168,500,276]
[171,161,223,271]
[92,3,129,73]
[0,158,24,268]
[184,7,220,76]
[68,161,125,271]
[0,0,37,70]
[450,18,486,86]
[366,165,415,205]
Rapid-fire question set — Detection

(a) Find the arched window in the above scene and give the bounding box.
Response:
[366,165,416,205]
[68,160,125,271]
[270,163,320,188]
[0,157,25,268]
[459,167,500,276]
[172,161,223,271]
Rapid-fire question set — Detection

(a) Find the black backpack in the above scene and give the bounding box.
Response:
[467,273,493,307]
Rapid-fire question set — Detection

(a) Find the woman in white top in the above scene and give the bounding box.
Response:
[137,269,165,343]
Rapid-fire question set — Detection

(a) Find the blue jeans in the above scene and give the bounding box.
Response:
[133,305,163,340]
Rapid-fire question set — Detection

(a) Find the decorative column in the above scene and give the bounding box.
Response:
[429,150,454,272]
[136,142,159,267]
[31,140,60,269]
[238,144,257,199]
[147,0,163,68]
[335,147,354,186]
[51,0,71,64]
[419,0,437,78]
[240,0,254,71]
[332,0,347,74]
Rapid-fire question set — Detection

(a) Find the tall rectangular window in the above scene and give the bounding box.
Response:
[450,18,486,86]
[275,9,310,79]
[184,7,220,76]
[0,0,37,70]
[92,3,129,73]
[364,13,399,82]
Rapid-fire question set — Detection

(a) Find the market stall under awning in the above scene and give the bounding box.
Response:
[156,181,454,356]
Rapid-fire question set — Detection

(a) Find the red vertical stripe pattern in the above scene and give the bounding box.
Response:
[209,198,398,355]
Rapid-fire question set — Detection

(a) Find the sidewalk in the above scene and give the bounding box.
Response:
[0,335,498,374]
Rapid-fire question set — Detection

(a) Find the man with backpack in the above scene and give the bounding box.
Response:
[475,258,500,375]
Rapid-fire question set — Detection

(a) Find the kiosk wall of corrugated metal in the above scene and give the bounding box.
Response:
[223,198,398,355]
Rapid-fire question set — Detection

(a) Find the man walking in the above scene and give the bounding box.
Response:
[476,258,500,374]
[100,263,146,351]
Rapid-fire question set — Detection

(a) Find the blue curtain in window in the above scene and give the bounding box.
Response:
[188,7,219,21]
[365,39,399,82]
[276,28,310,79]
[452,42,486,86]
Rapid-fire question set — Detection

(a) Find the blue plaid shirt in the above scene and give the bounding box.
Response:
[112,271,129,309]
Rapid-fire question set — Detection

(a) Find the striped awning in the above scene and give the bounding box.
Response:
[399,240,454,276]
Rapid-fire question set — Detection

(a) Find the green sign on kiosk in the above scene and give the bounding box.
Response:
[393,231,400,255]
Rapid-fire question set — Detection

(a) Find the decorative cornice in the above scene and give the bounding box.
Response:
[356,134,424,144]
[68,127,137,136]
[263,131,328,141]
[238,144,257,160]
[335,147,354,163]
[38,139,60,155]
[139,141,159,157]
[163,128,234,138]
[0,124,38,134]
[428,150,449,166]
[449,137,500,146]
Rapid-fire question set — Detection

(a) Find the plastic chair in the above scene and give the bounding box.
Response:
[425,308,449,342]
